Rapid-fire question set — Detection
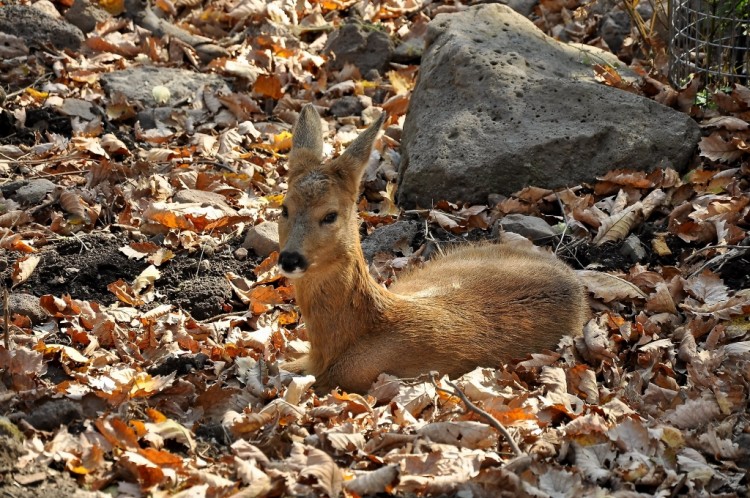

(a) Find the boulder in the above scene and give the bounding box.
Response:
[0,5,84,51]
[397,4,701,208]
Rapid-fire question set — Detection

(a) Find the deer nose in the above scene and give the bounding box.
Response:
[279,251,308,273]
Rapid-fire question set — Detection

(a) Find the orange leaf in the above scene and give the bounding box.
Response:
[254,74,284,100]
[139,448,183,467]
[254,251,282,284]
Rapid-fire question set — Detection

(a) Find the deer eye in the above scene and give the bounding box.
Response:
[321,212,338,225]
[281,205,288,218]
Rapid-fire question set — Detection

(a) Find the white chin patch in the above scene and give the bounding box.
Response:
[279,268,306,279]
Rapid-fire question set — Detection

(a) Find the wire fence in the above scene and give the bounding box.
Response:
[669,0,750,87]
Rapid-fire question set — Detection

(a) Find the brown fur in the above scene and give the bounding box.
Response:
[279,105,589,393]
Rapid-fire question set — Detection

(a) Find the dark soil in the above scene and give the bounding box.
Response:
[3,230,261,320]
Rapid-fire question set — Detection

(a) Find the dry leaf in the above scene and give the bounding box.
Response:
[12,254,41,286]
[577,270,647,301]
[699,133,744,163]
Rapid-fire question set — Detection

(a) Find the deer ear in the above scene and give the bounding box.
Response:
[341,111,385,167]
[329,111,385,189]
[290,104,323,168]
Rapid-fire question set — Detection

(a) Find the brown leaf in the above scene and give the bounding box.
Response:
[417,421,498,449]
[11,254,41,287]
[577,270,647,301]
[345,465,399,496]
[699,133,744,163]
[594,203,640,245]
[699,116,750,131]
[300,446,343,497]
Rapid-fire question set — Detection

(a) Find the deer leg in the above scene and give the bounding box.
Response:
[281,355,312,375]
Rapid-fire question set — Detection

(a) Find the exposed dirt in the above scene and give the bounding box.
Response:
[3,231,262,320]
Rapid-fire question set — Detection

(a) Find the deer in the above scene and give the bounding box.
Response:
[278,104,589,394]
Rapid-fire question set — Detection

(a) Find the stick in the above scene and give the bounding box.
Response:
[429,372,524,457]
[554,191,571,256]
[684,244,750,263]
[3,287,9,350]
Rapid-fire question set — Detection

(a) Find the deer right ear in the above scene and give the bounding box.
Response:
[289,104,323,169]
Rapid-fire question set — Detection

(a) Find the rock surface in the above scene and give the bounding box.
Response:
[361,220,421,261]
[397,4,701,208]
[100,67,229,108]
[173,189,237,216]
[492,214,557,242]
[324,22,394,76]
[243,221,280,258]
[14,179,56,205]
[65,0,111,34]
[9,293,49,325]
[0,5,84,50]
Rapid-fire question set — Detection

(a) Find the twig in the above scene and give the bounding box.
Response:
[5,72,53,99]
[3,287,9,350]
[554,191,571,256]
[429,372,524,457]
[688,246,750,278]
[684,244,750,263]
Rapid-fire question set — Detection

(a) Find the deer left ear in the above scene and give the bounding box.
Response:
[329,111,386,186]
[289,104,324,174]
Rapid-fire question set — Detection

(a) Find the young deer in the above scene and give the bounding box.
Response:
[278,104,588,394]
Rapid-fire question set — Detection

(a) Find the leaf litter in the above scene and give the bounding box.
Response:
[0,0,749,497]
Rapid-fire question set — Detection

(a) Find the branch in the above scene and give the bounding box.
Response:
[429,372,524,458]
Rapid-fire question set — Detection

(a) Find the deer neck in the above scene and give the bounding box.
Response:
[293,244,393,370]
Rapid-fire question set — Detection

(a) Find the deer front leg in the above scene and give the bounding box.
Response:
[281,354,312,375]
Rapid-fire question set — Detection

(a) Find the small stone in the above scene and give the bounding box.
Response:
[8,293,49,325]
[599,11,631,53]
[234,247,248,261]
[243,221,280,258]
[493,214,556,242]
[173,189,237,216]
[621,234,646,262]
[199,244,215,258]
[330,96,365,117]
[361,220,421,261]
[31,0,60,19]
[64,0,111,34]
[14,179,55,205]
[23,399,83,431]
[392,37,424,63]
[324,22,394,75]
[487,193,506,206]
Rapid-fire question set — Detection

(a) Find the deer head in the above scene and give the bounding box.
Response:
[278,104,385,278]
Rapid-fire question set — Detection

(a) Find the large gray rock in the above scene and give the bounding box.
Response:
[0,5,84,51]
[397,4,701,208]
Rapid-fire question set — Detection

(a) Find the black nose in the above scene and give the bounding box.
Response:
[279,251,308,272]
